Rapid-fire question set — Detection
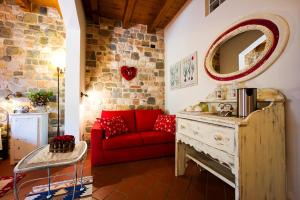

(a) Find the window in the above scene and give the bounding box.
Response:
[205,0,227,15]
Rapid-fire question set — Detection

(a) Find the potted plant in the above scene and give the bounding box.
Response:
[28,90,54,112]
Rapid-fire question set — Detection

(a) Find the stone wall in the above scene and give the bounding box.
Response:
[0,1,65,137]
[82,18,165,139]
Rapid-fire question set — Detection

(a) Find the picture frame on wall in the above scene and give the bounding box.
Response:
[180,52,198,88]
[170,62,181,90]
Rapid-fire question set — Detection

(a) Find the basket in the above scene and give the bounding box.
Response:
[49,135,75,153]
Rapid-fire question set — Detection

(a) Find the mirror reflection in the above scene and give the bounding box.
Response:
[213,30,268,74]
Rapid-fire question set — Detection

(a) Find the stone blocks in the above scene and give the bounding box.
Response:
[83,17,165,139]
[0,1,65,137]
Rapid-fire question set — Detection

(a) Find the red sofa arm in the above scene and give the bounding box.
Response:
[91,121,104,166]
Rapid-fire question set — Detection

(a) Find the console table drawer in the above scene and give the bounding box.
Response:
[177,118,235,154]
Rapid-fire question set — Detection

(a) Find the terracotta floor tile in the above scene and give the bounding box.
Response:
[106,191,128,200]
[1,150,235,199]
[126,185,149,200]
[93,184,116,200]
[115,180,134,194]
[146,182,169,200]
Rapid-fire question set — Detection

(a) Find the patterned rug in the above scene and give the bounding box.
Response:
[0,174,25,197]
[25,176,93,200]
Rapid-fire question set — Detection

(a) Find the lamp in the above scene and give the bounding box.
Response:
[51,49,66,137]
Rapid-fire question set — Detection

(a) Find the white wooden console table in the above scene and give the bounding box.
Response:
[175,88,286,200]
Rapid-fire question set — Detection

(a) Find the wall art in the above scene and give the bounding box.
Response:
[180,52,198,88]
[170,62,181,90]
[120,66,137,81]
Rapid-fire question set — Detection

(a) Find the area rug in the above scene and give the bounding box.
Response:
[0,174,25,197]
[25,176,93,200]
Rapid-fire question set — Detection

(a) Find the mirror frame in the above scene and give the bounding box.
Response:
[204,14,289,82]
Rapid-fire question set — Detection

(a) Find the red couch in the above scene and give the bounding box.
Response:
[91,109,175,166]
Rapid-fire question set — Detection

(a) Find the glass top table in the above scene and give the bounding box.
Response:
[13,141,88,199]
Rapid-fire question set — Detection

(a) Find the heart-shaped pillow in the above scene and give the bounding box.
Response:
[120,66,137,81]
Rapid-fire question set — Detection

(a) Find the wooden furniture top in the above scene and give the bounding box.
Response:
[178,88,285,127]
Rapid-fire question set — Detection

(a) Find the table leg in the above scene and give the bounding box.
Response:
[175,141,187,176]
[46,167,52,199]
[79,159,85,192]
[72,163,78,199]
[13,172,19,200]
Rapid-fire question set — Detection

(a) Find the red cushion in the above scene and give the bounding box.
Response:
[101,110,136,132]
[153,114,176,134]
[111,116,128,133]
[97,116,128,139]
[102,133,143,150]
[140,131,175,145]
[135,109,163,132]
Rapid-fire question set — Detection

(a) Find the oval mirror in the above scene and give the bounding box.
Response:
[205,14,289,82]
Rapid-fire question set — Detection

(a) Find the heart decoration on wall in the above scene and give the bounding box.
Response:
[120,66,137,81]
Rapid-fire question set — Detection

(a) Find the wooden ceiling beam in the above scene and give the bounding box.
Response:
[149,0,173,33]
[15,0,32,11]
[122,0,137,29]
[15,0,62,16]
[90,0,100,24]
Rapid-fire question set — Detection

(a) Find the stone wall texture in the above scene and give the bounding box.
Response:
[0,1,65,137]
[82,18,165,139]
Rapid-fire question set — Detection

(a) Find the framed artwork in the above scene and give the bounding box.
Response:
[180,52,198,88]
[170,62,181,90]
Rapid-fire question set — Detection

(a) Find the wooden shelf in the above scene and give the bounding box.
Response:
[186,146,235,188]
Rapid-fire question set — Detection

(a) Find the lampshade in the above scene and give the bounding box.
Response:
[51,49,66,70]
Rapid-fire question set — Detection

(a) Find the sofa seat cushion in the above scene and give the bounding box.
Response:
[140,131,175,145]
[102,133,143,150]
[101,110,136,133]
[135,109,163,132]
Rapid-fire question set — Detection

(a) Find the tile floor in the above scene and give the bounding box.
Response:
[92,157,234,200]
[0,150,234,200]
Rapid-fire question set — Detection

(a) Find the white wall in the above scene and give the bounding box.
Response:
[58,0,86,142]
[164,0,300,199]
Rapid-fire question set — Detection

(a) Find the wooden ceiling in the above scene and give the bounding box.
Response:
[15,0,61,14]
[14,0,189,33]
[82,0,189,33]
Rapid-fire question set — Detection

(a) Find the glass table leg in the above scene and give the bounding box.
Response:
[46,167,52,199]
[79,159,85,192]
[72,163,78,199]
[13,172,19,200]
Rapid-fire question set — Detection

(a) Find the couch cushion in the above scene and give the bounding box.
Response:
[97,116,129,139]
[140,131,175,145]
[153,114,176,134]
[135,109,163,132]
[102,133,143,150]
[101,110,136,133]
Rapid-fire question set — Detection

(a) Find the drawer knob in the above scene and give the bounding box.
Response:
[214,134,223,141]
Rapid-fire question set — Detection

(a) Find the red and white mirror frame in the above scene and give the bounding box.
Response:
[204,14,290,82]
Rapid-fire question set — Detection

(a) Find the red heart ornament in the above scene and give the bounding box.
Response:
[120,66,137,81]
